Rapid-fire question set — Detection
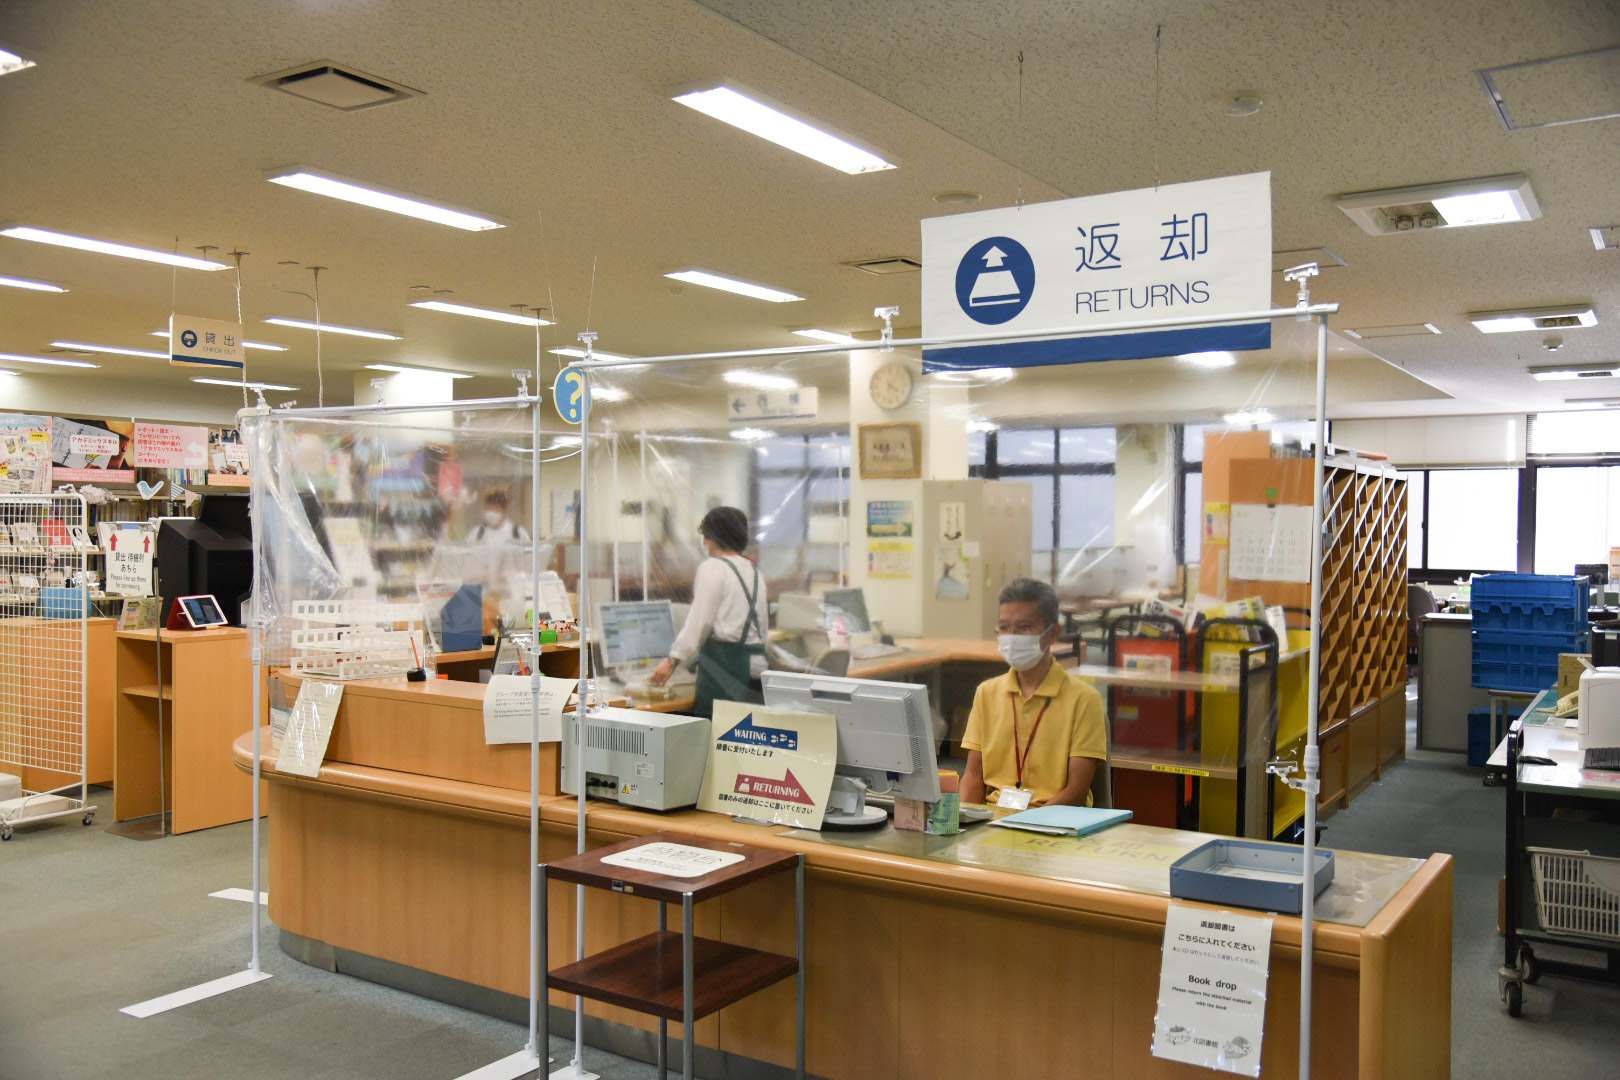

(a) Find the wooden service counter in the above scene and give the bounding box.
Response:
[236,674,1451,1080]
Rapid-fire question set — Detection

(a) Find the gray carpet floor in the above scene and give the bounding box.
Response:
[4,699,1619,1079]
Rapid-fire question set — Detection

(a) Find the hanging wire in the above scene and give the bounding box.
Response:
[233,251,248,409]
[1015,51,1026,208]
[583,250,599,337]
[310,266,325,408]
[168,236,180,324]
[1153,24,1164,190]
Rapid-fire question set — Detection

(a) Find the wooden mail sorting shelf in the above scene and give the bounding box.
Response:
[541,831,805,1080]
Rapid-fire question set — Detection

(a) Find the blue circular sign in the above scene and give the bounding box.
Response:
[180,329,198,348]
[954,236,1035,325]
[553,366,588,424]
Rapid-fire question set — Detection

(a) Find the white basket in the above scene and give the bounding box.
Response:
[1528,846,1620,942]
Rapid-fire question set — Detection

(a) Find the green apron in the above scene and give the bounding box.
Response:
[692,558,764,720]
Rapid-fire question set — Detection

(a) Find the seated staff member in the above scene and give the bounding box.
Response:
[650,506,769,718]
[961,578,1108,809]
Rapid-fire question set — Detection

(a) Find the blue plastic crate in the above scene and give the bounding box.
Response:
[1471,626,1587,692]
[1471,597,1590,636]
[1470,573,1589,612]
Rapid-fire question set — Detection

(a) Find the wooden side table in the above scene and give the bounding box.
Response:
[540,830,804,1080]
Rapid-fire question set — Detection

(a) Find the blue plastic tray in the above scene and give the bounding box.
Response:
[1169,839,1335,915]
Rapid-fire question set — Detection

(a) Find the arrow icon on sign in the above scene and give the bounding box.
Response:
[981,245,1007,268]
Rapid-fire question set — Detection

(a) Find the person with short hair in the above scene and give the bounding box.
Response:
[960,577,1108,808]
[650,506,769,718]
[472,490,530,545]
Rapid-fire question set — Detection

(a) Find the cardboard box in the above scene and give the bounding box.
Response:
[1559,653,1593,699]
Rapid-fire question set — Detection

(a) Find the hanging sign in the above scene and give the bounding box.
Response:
[1151,903,1274,1076]
[103,525,156,596]
[698,702,838,830]
[726,386,819,422]
[921,172,1272,371]
[169,314,246,370]
[553,366,588,424]
[132,422,208,469]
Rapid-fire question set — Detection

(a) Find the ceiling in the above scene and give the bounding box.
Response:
[1,0,1617,426]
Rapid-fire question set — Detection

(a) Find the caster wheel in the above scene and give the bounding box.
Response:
[1,828,12,841]
[82,813,95,826]
[1522,953,1540,985]
[1505,980,1523,1017]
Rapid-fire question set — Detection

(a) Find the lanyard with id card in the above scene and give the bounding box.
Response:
[996,696,1051,811]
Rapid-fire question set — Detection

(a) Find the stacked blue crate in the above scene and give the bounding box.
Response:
[1470,574,1590,693]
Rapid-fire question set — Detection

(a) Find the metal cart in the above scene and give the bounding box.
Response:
[1496,693,1620,1015]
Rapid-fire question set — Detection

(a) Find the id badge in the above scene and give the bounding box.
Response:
[996,787,1033,811]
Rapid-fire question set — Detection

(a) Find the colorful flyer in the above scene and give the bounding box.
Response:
[867,539,914,579]
[698,702,837,830]
[866,499,913,538]
[132,422,208,469]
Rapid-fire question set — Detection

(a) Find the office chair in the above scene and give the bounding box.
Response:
[1407,583,1436,666]
[807,647,851,677]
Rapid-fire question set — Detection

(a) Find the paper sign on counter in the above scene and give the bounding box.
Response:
[482,673,575,744]
[277,681,344,778]
[1152,903,1273,1076]
[600,841,746,879]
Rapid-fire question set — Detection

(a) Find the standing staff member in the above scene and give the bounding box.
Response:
[961,577,1109,808]
[650,507,769,718]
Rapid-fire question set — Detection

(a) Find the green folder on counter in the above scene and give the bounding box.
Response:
[988,805,1132,837]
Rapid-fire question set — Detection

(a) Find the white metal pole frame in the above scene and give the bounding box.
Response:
[527,383,546,1073]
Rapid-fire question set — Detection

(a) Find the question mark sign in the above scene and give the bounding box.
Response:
[553,366,589,423]
[567,372,583,408]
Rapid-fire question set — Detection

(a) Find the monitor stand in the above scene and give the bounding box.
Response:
[819,775,888,830]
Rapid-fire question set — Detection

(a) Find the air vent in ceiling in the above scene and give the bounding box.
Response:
[1272,247,1346,273]
[1343,323,1442,340]
[252,62,423,111]
[1477,46,1620,131]
[845,256,921,275]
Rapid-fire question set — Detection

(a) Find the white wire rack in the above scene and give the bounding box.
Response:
[0,493,97,840]
[289,600,425,679]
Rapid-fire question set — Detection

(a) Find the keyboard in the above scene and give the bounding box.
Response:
[850,642,906,661]
[1582,747,1620,771]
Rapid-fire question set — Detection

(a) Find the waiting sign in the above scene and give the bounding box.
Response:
[921,172,1272,371]
[698,703,837,830]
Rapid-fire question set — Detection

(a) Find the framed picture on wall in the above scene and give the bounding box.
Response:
[858,422,922,480]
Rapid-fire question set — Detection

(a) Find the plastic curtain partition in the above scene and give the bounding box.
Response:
[576,302,1340,1077]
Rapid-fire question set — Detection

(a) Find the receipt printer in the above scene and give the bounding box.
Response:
[1577,668,1620,750]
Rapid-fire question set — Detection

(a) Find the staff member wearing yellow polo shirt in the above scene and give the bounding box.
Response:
[961,578,1108,809]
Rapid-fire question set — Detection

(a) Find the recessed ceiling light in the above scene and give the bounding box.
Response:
[0,352,98,369]
[365,363,471,379]
[149,330,287,351]
[1528,363,1620,382]
[730,427,775,442]
[1335,174,1539,234]
[1178,351,1238,368]
[0,274,67,293]
[0,368,16,376]
[0,47,36,77]
[409,300,551,326]
[49,340,168,359]
[670,79,896,175]
[666,269,803,303]
[193,377,298,391]
[724,370,798,391]
[265,317,401,340]
[932,191,982,205]
[549,347,635,362]
[264,166,506,232]
[1343,323,1442,339]
[0,226,229,270]
[965,419,999,433]
[1224,95,1263,117]
[930,366,1015,384]
[792,329,859,345]
[1469,306,1597,334]
[1224,408,1274,425]
[591,386,630,403]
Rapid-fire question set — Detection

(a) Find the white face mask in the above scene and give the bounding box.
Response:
[483,510,504,529]
[997,633,1047,671]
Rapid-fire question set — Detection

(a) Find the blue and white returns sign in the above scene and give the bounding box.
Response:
[921,172,1272,370]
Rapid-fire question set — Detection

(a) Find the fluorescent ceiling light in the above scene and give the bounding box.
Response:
[549,347,636,363]
[792,328,859,345]
[0,274,67,293]
[0,226,229,270]
[1223,408,1274,425]
[0,351,98,369]
[1335,173,1539,235]
[0,48,36,76]
[671,79,896,175]
[264,166,505,231]
[364,362,471,379]
[1178,351,1238,369]
[265,316,401,340]
[591,386,630,403]
[930,366,1015,384]
[730,427,775,442]
[666,269,803,303]
[965,419,999,434]
[409,300,551,326]
[50,340,167,359]
[1528,363,1620,382]
[150,330,286,351]
[1468,306,1597,334]
[724,370,798,391]
[194,377,298,391]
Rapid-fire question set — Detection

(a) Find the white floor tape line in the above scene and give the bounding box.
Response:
[208,887,269,904]
[450,1047,547,1080]
[120,969,273,1018]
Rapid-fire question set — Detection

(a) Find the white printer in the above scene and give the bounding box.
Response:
[561,707,711,811]
[1576,668,1620,751]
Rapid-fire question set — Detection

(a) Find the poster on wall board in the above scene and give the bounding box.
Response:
[867,539,914,579]
[0,414,52,494]
[51,416,136,483]
[132,422,208,469]
[866,499,913,538]
[205,427,250,487]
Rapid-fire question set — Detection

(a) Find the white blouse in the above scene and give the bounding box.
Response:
[668,555,769,677]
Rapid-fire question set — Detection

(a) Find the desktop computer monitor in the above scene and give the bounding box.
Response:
[155,519,252,627]
[820,587,870,634]
[760,671,940,828]
[776,592,823,632]
[598,600,677,668]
